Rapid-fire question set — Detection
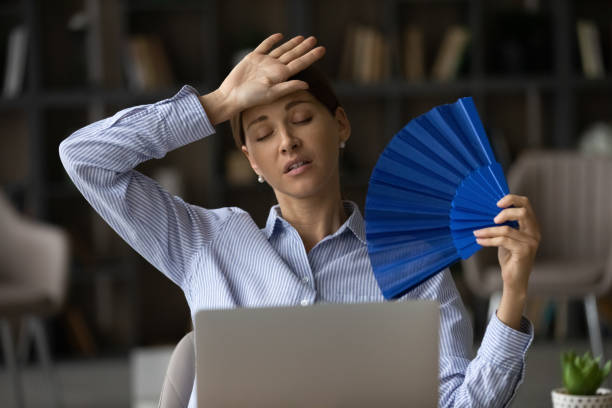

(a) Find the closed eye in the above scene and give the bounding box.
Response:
[255,118,312,141]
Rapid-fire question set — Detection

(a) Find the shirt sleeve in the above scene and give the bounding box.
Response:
[59,84,234,289]
[407,268,533,408]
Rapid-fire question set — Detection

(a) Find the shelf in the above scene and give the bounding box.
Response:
[477,77,557,91]
[333,80,473,97]
[2,83,220,111]
[0,78,561,111]
[332,77,557,97]
[394,0,468,3]
[0,83,212,108]
[572,77,612,90]
[124,0,211,12]
[0,95,29,109]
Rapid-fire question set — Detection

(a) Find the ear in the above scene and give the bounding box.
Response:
[241,145,261,176]
[334,106,351,145]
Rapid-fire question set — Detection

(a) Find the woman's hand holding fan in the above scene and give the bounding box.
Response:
[474,193,540,329]
[365,96,541,328]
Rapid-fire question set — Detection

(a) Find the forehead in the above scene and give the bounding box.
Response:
[242,90,317,124]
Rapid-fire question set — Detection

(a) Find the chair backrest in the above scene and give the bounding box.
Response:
[462,149,612,297]
[158,331,195,408]
[507,150,612,260]
[0,191,70,311]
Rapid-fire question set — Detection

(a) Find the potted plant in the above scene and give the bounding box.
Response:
[552,350,612,408]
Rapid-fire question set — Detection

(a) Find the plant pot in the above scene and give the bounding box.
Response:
[551,387,612,408]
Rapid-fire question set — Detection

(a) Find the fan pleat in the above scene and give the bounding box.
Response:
[367,232,451,255]
[367,188,447,209]
[456,98,497,163]
[370,171,455,201]
[371,240,456,274]
[398,126,470,177]
[415,113,480,171]
[376,249,458,299]
[365,96,517,299]
[376,149,460,193]
[366,228,450,250]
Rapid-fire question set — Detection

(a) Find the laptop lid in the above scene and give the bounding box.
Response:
[195,300,439,407]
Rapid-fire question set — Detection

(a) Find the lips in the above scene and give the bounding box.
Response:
[283,158,312,174]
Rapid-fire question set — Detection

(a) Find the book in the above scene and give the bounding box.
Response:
[338,23,358,81]
[339,23,391,84]
[2,25,29,98]
[126,35,175,90]
[576,19,605,79]
[362,26,375,83]
[352,25,368,83]
[95,0,123,88]
[431,25,470,81]
[402,25,425,81]
[372,29,384,82]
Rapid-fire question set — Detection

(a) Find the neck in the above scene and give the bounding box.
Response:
[276,186,347,253]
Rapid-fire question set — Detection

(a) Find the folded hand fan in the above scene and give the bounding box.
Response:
[365,96,517,300]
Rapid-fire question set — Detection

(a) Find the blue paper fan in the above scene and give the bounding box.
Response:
[365,96,517,300]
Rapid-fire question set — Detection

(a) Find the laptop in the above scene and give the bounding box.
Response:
[195,300,439,407]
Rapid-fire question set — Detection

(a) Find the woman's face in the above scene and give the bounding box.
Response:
[241,90,350,200]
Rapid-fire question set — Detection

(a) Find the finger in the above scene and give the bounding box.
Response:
[493,207,536,233]
[495,195,540,238]
[473,225,537,245]
[286,46,326,75]
[268,35,305,58]
[277,36,317,64]
[253,33,284,54]
[268,80,310,100]
[475,235,525,252]
[497,194,533,213]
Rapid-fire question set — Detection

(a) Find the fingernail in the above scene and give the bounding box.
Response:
[473,230,481,236]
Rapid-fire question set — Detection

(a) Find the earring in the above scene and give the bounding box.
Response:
[257,175,264,183]
[340,141,346,149]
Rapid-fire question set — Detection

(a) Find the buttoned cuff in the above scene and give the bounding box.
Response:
[477,311,534,372]
[155,84,217,151]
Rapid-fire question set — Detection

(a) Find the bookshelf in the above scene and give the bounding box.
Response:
[1,0,611,353]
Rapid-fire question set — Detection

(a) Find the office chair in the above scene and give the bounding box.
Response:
[158,331,195,408]
[0,191,70,408]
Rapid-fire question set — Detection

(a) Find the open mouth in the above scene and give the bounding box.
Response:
[284,160,312,175]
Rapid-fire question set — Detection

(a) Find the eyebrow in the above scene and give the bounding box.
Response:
[245,100,312,131]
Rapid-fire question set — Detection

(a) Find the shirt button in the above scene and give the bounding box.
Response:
[300,299,309,306]
[302,276,310,283]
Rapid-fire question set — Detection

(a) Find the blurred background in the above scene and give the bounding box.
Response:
[1,0,612,406]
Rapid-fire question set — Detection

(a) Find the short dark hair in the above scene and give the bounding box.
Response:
[229,63,341,149]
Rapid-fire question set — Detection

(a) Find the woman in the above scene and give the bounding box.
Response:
[60,33,540,407]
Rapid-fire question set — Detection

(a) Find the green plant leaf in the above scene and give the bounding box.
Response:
[561,350,608,395]
[603,360,612,378]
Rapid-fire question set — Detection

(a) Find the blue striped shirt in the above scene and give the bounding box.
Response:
[59,85,533,407]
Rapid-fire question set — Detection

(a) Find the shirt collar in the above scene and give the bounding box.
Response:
[263,200,367,245]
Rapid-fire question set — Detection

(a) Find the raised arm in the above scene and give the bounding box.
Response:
[59,85,231,288]
[59,33,326,289]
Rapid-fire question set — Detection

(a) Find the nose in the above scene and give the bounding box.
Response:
[279,127,300,153]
